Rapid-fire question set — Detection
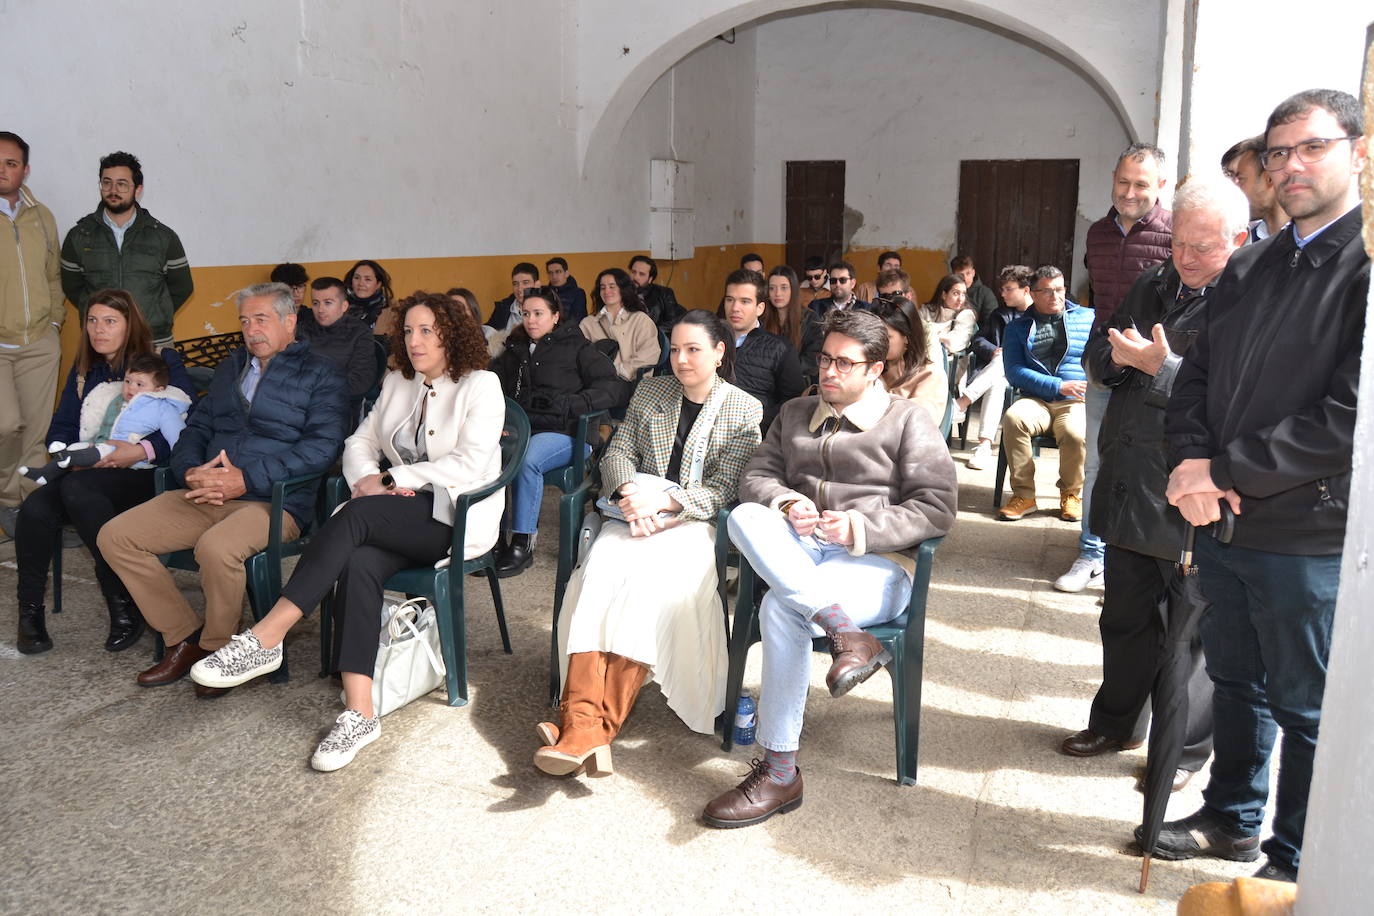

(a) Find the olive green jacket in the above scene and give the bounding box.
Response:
[60,204,192,339]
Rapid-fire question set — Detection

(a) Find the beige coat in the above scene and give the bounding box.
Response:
[885,360,948,429]
[579,307,661,380]
[343,367,505,560]
[1,186,64,346]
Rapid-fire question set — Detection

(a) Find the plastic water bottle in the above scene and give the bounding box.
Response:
[733,693,756,746]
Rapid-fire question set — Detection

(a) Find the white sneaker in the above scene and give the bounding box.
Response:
[966,441,994,470]
[190,631,282,688]
[311,710,381,772]
[1054,556,1105,593]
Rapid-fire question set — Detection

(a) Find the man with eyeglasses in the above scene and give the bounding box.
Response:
[1062,176,1250,787]
[808,259,869,317]
[797,255,828,310]
[60,151,193,349]
[1151,88,1368,885]
[701,308,956,829]
[997,265,1093,523]
[1220,135,1288,243]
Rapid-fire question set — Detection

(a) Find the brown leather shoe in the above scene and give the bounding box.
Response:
[1134,767,1196,793]
[825,630,891,698]
[194,683,233,699]
[1060,492,1083,521]
[136,639,210,687]
[1059,728,1144,757]
[997,496,1038,520]
[703,758,803,828]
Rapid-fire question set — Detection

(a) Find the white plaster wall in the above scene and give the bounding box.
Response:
[1179,1,1368,184]
[6,0,756,267]
[750,7,1132,277]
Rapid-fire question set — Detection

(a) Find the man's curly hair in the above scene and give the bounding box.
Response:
[389,291,490,381]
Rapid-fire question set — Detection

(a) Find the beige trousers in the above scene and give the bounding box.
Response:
[0,330,62,507]
[1001,396,1086,500]
[97,491,299,650]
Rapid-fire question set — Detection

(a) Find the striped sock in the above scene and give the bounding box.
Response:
[811,604,860,636]
[764,748,798,785]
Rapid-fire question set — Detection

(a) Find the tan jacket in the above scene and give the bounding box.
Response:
[885,360,948,429]
[343,368,505,559]
[1,186,64,346]
[739,384,958,575]
[579,307,661,380]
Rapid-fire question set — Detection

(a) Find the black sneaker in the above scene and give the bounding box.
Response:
[1253,860,1297,883]
[1134,807,1260,862]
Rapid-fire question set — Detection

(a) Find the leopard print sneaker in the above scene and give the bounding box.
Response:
[310,710,381,772]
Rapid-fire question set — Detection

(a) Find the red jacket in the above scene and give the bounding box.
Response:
[1083,201,1172,331]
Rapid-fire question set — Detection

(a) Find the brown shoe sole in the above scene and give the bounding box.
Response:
[828,647,892,698]
[702,793,803,829]
[997,508,1037,521]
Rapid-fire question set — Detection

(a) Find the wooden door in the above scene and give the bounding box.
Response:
[785,161,845,274]
[957,159,1079,299]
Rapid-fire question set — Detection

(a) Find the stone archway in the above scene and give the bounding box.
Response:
[575,0,1157,175]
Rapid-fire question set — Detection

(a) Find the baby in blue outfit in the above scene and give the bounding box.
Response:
[22,353,192,485]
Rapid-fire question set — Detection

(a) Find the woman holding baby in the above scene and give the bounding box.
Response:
[14,288,196,655]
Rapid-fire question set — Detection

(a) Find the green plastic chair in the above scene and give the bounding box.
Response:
[542,410,608,493]
[318,397,531,707]
[719,535,944,786]
[992,387,1058,509]
[547,467,733,705]
[151,466,328,684]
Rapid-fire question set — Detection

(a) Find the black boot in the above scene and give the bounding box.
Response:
[104,592,146,652]
[495,533,535,578]
[18,603,53,654]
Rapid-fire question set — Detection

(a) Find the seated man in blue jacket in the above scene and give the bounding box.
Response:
[997,265,1092,522]
[99,282,349,695]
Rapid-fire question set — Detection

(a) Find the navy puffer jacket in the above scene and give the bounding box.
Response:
[171,340,349,527]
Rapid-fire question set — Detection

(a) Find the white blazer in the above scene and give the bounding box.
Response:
[343,368,505,560]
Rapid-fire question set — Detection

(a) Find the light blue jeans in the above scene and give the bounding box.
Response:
[510,432,590,535]
[1079,382,1108,562]
[727,502,910,753]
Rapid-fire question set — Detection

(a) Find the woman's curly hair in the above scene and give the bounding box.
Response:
[389,291,490,381]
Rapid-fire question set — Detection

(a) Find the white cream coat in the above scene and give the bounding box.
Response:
[343,368,505,561]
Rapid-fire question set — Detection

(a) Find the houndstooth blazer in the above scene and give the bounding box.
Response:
[600,374,763,521]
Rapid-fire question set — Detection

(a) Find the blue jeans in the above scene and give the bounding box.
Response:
[510,432,589,535]
[728,502,910,753]
[1078,382,1107,562]
[1195,534,1339,872]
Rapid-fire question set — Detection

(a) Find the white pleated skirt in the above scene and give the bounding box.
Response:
[559,518,726,734]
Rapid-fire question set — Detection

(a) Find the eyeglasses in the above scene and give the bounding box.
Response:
[99,178,134,192]
[1032,285,1066,296]
[1260,136,1358,171]
[816,354,872,374]
[830,276,853,284]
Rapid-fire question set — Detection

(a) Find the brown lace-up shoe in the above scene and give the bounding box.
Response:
[703,758,803,829]
[1060,492,1083,521]
[824,630,891,698]
[997,496,1038,521]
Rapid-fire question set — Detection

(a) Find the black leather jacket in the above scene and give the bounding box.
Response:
[969,305,1026,369]
[1087,260,1209,560]
[1166,206,1368,555]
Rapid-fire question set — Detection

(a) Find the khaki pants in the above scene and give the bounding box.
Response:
[0,330,62,508]
[1001,396,1086,500]
[98,491,299,650]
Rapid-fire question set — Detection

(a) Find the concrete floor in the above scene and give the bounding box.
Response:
[0,449,1267,914]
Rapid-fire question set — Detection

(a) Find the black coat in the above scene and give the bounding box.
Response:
[966,278,1000,323]
[969,305,1024,369]
[485,294,519,332]
[553,277,588,324]
[296,307,376,398]
[1166,206,1368,555]
[490,321,623,435]
[733,326,806,433]
[640,283,685,334]
[1086,260,1209,561]
[809,296,871,318]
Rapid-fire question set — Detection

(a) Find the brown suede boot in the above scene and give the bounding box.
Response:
[601,653,649,742]
[534,652,613,777]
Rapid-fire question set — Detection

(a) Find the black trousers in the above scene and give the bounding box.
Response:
[280,493,451,676]
[15,468,155,606]
[1090,544,1214,771]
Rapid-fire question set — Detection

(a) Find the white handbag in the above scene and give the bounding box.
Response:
[344,597,447,717]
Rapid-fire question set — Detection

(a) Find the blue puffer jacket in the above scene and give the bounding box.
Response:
[1002,301,1091,402]
[171,340,349,526]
